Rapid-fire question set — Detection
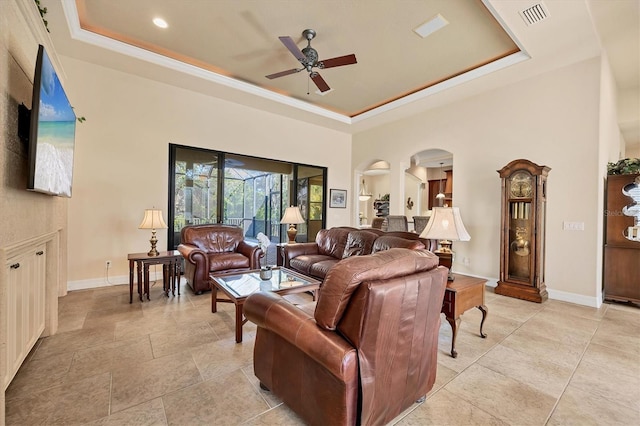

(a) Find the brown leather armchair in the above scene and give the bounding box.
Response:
[245,249,447,425]
[177,224,261,294]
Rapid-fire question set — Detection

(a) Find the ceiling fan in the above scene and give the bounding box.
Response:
[266,29,357,93]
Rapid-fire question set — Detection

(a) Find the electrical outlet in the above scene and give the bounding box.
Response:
[106,260,112,268]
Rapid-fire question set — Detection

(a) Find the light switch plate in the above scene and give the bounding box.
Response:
[563,221,585,231]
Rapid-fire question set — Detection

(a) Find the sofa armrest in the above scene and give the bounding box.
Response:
[282,243,319,267]
[245,291,356,378]
[177,243,207,265]
[236,241,262,268]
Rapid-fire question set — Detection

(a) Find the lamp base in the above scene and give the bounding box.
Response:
[148,231,159,256]
[438,239,453,252]
[287,225,298,244]
[434,250,455,281]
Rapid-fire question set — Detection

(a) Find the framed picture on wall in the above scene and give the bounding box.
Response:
[329,189,347,208]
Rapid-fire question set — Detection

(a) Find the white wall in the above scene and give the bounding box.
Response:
[1,0,69,420]
[62,57,351,286]
[353,57,604,306]
[596,53,624,303]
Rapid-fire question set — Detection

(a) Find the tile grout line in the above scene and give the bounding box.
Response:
[430,303,546,423]
[541,304,608,425]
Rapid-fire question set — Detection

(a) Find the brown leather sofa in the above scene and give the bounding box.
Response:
[177,224,261,294]
[283,227,436,280]
[244,248,448,425]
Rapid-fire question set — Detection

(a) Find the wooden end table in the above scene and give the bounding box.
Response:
[127,250,182,303]
[210,267,320,343]
[441,273,488,358]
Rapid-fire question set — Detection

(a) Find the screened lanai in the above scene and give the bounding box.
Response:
[169,145,326,251]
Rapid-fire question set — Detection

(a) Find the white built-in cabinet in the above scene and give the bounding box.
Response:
[3,245,46,390]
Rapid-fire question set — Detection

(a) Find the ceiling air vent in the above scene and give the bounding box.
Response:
[519,2,549,26]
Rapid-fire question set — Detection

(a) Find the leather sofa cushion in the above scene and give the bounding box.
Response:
[290,254,335,276]
[315,249,440,330]
[208,252,250,272]
[182,225,242,253]
[309,259,340,279]
[316,228,351,259]
[342,230,378,258]
[372,235,425,253]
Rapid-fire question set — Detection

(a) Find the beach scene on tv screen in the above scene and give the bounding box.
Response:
[35,49,76,197]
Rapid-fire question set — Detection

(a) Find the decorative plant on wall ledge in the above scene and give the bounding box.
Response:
[34,0,49,32]
[607,158,640,175]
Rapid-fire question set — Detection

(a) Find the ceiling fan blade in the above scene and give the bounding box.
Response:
[310,73,331,92]
[318,54,357,69]
[266,68,301,79]
[278,36,306,62]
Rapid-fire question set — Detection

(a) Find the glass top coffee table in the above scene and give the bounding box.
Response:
[210,267,320,343]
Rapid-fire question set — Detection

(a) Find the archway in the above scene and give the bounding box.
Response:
[357,160,390,227]
[404,149,453,232]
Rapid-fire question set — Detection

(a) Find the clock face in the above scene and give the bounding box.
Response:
[510,172,533,198]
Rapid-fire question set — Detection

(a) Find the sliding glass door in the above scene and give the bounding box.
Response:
[168,144,326,249]
[170,146,221,248]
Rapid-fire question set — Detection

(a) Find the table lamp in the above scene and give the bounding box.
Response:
[138,209,168,256]
[420,207,470,281]
[280,206,305,244]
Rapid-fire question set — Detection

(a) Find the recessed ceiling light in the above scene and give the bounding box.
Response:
[153,17,168,29]
[413,14,449,38]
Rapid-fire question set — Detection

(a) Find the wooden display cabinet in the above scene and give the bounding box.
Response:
[496,159,550,302]
[603,173,640,304]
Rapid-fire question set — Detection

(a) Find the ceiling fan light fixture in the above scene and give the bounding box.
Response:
[266,28,357,93]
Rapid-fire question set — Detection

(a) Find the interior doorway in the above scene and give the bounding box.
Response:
[405,149,453,226]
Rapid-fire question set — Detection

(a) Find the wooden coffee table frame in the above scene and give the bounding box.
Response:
[210,267,320,343]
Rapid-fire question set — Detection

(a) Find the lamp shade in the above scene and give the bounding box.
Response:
[138,209,168,230]
[419,207,470,241]
[280,206,305,224]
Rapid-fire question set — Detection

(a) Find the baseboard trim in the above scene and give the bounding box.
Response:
[67,271,163,291]
[457,274,599,308]
[547,288,600,308]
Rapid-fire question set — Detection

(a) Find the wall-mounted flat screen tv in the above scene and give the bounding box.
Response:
[27,44,76,197]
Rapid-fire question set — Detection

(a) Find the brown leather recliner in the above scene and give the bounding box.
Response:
[177,224,261,294]
[244,248,448,426]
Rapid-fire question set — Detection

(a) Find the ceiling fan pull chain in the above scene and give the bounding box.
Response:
[307,75,310,95]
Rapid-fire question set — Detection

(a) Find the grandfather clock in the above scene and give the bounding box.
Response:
[496,159,550,302]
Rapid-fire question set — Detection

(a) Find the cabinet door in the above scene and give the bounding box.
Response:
[5,251,31,389]
[604,246,640,303]
[4,246,47,390]
[28,246,47,350]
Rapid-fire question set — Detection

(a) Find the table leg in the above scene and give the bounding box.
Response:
[446,316,461,358]
[211,286,218,313]
[144,263,150,300]
[173,261,179,296]
[137,261,143,301]
[163,263,169,296]
[129,259,134,304]
[235,304,244,343]
[478,305,488,338]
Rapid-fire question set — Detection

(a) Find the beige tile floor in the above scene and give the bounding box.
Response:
[5,279,640,425]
